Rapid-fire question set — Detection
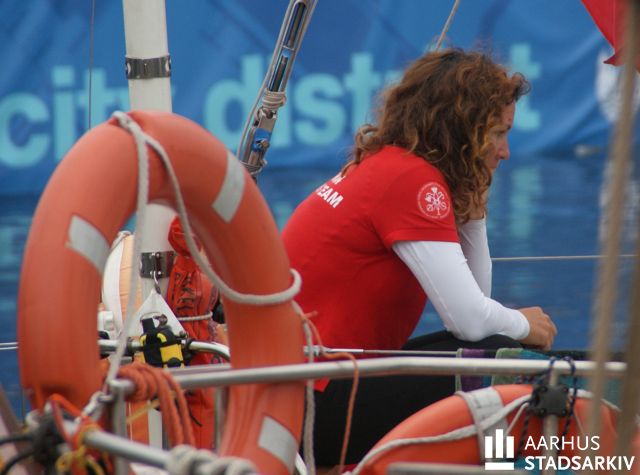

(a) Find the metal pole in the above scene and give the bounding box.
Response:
[99,357,628,396]
[238,0,317,177]
[540,369,559,475]
[122,0,172,111]
[73,422,170,469]
[98,339,232,361]
[109,380,131,475]
[121,0,175,298]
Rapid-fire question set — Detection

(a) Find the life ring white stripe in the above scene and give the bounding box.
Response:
[212,150,245,223]
[258,416,298,473]
[457,386,508,462]
[67,215,110,275]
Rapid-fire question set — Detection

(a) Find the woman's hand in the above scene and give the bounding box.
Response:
[517,306,557,350]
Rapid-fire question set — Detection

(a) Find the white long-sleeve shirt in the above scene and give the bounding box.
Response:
[392,218,529,341]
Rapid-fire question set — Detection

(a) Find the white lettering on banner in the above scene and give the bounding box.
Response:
[315,184,344,208]
[0,66,129,168]
[204,53,397,149]
[0,48,543,170]
[509,43,541,131]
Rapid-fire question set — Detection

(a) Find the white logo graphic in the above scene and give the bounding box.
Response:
[417,182,451,219]
[484,429,515,471]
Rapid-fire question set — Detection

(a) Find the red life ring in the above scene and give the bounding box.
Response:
[357,384,640,475]
[17,110,305,474]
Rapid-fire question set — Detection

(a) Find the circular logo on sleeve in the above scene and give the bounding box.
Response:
[417,182,451,219]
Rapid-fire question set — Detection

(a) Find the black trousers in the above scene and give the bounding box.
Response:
[310,331,522,466]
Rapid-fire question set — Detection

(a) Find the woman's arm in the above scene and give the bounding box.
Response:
[458,217,492,296]
[392,240,528,341]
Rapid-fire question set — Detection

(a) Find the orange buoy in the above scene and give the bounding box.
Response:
[18,110,305,474]
[357,384,639,475]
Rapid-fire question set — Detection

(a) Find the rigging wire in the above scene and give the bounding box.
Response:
[87,0,96,130]
[434,0,461,51]
[492,253,637,262]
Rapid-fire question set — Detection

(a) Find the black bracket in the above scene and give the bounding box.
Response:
[528,383,570,417]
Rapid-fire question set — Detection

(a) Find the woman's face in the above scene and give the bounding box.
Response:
[485,102,515,173]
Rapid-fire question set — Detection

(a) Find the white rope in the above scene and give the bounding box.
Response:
[588,0,639,455]
[434,0,460,51]
[101,111,153,393]
[610,8,640,451]
[560,390,640,443]
[504,401,529,438]
[574,405,587,437]
[167,445,256,475]
[574,389,640,426]
[346,394,530,475]
[112,111,301,307]
[297,300,316,475]
[262,90,287,111]
[177,312,213,322]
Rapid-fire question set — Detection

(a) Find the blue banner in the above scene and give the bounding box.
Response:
[0,0,633,195]
[2,0,640,416]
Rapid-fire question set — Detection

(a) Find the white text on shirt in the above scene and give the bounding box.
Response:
[315,184,344,208]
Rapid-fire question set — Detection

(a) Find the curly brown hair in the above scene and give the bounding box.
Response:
[343,48,530,223]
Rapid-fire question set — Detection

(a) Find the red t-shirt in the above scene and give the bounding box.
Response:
[282,145,459,385]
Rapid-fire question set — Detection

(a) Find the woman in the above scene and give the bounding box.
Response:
[282,48,557,466]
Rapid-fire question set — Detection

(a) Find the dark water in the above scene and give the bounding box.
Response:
[1,151,638,417]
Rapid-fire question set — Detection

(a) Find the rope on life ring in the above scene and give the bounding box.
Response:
[17,110,306,474]
[349,384,640,475]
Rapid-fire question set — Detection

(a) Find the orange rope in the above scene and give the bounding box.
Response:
[302,312,360,473]
[48,394,112,474]
[117,361,195,447]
